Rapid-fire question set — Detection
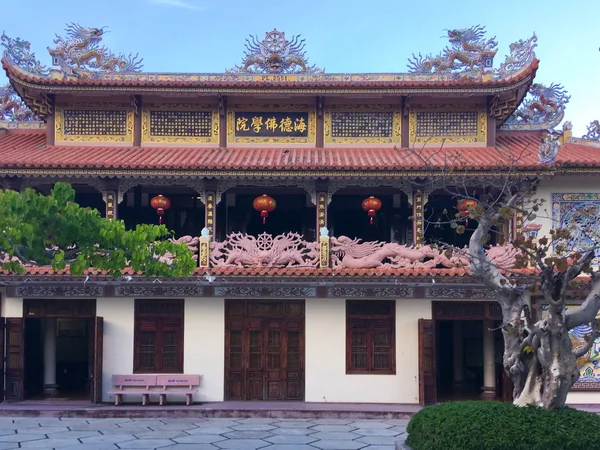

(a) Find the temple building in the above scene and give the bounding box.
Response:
[0,24,599,405]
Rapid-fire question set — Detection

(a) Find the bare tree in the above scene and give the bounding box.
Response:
[403,141,600,410]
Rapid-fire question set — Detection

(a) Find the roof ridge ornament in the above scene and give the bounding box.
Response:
[407,25,498,74]
[0,84,39,122]
[227,29,324,75]
[538,133,560,164]
[47,23,143,79]
[501,83,570,131]
[1,32,49,76]
[582,120,600,141]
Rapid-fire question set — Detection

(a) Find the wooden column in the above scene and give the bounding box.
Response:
[133,95,143,147]
[219,95,227,148]
[204,189,217,239]
[105,190,117,220]
[486,96,496,147]
[46,94,56,146]
[316,189,328,234]
[412,188,425,246]
[401,96,410,149]
[316,96,324,148]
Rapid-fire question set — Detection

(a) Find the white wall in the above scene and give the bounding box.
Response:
[567,391,600,404]
[305,298,431,404]
[97,297,134,402]
[0,294,22,317]
[184,298,225,402]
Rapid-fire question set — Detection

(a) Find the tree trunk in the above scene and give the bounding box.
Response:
[499,292,579,409]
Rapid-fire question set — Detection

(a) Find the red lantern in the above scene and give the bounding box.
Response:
[456,199,478,226]
[361,196,382,225]
[150,194,171,225]
[253,194,277,224]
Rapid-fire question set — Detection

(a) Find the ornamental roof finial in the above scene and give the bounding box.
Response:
[227,29,324,75]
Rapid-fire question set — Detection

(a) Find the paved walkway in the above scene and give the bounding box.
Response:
[0,417,408,449]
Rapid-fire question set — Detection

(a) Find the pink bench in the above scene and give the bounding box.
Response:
[156,374,201,406]
[108,375,157,406]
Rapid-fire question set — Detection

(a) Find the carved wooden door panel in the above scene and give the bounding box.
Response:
[5,318,24,402]
[225,300,304,401]
[0,320,4,402]
[91,317,103,403]
[418,318,437,406]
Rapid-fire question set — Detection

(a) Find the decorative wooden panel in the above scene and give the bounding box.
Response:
[225,300,305,401]
[141,105,219,144]
[408,108,487,144]
[55,105,134,143]
[433,301,501,321]
[24,299,96,318]
[324,106,401,144]
[418,318,436,406]
[5,318,24,402]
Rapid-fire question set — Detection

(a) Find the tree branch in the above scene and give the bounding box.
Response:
[565,273,600,330]
[574,330,600,358]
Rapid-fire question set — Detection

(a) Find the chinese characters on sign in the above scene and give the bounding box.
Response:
[234,112,309,137]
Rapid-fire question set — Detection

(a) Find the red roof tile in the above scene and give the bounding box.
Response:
[0,129,597,173]
[3,58,539,90]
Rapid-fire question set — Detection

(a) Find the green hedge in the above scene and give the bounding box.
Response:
[406,401,600,450]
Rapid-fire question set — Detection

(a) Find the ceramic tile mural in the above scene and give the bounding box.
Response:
[552,193,600,265]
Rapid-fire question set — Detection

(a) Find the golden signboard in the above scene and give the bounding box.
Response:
[227,105,316,144]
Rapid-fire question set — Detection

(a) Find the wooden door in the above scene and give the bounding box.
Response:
[91,317,103,403]
[5,318,24,402]
[225,300,304,401]
[0,320,4,402]
[418,318,437,406]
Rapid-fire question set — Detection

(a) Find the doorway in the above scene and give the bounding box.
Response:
[225,300,305,401]
[3,299,103,403]
[436,320,504,401]
[24,318,91,399]
[419,301,511,405]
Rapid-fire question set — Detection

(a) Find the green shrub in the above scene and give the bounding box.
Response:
[406,401,600,450]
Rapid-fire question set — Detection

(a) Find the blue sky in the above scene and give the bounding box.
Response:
[2,0,598,136]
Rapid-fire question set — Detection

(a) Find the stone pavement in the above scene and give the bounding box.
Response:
[0,416,408,449]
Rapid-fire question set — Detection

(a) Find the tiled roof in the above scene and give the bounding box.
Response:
[0,266,470,279]
[0,129,598,172]
[3,58,539,90]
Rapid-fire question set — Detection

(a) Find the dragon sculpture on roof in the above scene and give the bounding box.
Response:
[582,120,600,141]
[0,84,38,122]
[495,33,538,78]
[227,29,323,74]
[407,25,498,73]
[503,83,570,130]
[1,32,48,75]
[48,23,143,78]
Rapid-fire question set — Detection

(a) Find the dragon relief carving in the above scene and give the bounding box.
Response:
[0,84,39,121]
[582,120,600,141]
[495,33,537,78]
[329,236,518,270]
[157,236,199,265]
[1,32,49,75]
[407,25,498,74]
[48,23,143,78]
[227,29,323,75]
[210,232,319,268]
[503,83,570,130]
